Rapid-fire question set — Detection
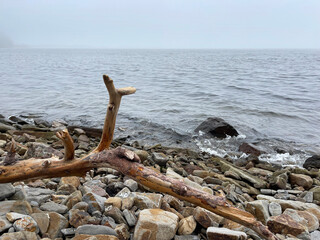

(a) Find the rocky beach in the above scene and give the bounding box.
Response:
[0,114,320,240]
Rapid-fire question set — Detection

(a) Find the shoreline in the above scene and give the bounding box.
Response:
[1,113,320,239]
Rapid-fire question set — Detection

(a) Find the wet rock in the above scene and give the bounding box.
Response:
[152,152,169,166]
[30,212,50,235]
[245,200,270,225]
[123,209,137,227]
[46,212,68,239]
[267,214,307,236]
[193,206,223,228]
[104,206,126,224]
[177,216,197,235]
[0,231,38,240]
[75,224,117,236]
[206,227,247,240]
[195,117,238,138]
[25,142,63,159]
[0,183,15,200]
[133,209,179,240]
[123,179,138,192]
[0,122,15,132]
[105,197,122,209]
[40,201,68,214]
[10,200,33,215]
[82,192,106,214]
[239,142,265,157]
[268,202,282,216]
[69,209,91,228]
[290,173,313,189]
[13,215,39,233]
[0,216,12,233]
[303,155,320,169]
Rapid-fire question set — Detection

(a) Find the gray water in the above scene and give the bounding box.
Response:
[0,49,319,165]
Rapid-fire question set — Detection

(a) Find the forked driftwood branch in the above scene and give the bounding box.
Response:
[0,75,278,240]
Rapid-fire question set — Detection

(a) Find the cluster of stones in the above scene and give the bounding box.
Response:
[1,115,320,240]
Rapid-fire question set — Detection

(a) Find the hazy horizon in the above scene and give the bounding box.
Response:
[1,0,319,49]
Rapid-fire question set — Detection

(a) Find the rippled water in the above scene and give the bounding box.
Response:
[0,49,319,165]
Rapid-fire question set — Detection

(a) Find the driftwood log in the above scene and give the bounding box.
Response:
[0,75,278,240]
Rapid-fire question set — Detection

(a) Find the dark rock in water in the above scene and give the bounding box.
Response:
[8,116,28,125]
[303,155,320,169]
[239,143,265,157]
[0,122,15,132]
[195,117,238,138]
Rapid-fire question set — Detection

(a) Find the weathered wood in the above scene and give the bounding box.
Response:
[0,75,278,240]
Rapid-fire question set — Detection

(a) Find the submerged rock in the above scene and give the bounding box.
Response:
[303,155,320,169]
[194,117,238,138]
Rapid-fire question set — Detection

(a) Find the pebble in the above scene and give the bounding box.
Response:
[75,224,117,236]
[40,201,69,214]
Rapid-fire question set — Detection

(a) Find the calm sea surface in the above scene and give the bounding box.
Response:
[0,49,319,165]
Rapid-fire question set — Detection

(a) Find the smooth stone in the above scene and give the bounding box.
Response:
[268,202,282,216]
[311,230,320,240]
[73,234,119,240]
[10,200,33,215]
[290,173,313,189]
[104,206,126,224]
[82,192,106,214]
[303,155,320,169]
[134,150,149,161]
[61,227,76,237]
[206,227,247,240]
[177,216,197,235]
[69,209,91,228]
[0,122,15,132]
[285,209,319,232]
[0,201,16,216]
[193,206,223,228]
[30,212,50,235]
[46,212,69,239]
[306,208,320,225]
[124,179,138,192]
[267,214,307,236]
[123,209,137,227]
[245,200,270,225]
[72,202,89,212]
[152,152,169,166]
[13,215,39,233]
[40,201,68,214]
[133,209,179,240]
[0,231,38,240]
[0,183,15,200]
[75,224,117,236]
[104,197,122,209]
[0,216,12,233]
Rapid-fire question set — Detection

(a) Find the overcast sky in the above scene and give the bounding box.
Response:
[0,0,319,48]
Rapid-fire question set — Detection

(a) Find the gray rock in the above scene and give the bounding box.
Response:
[40,201,69,214]
[115,187,131,198]
[75,224,117,236]
[133,209,179,240]
[0,216,12,233]
[260,189,277,195]
[101,216,117,229]
[124,179,138,192]
[123,209,137,227]
[25,142,63,159]
[311,230,320,240]
[82,192,106,214]
[46,212,69,239]
[303,192,314,203]
[174,236,200,240]
[13,215,39,233]
[152,152,169,166]
[61,227,76,237]
[207,227,247,240]
[6,212,27,222]
[0,183,15,200]
[0,122,15,132]
[268,202,282,216]
[0,201,16,216]
[25,187,54,204]
[104,205,126,224]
